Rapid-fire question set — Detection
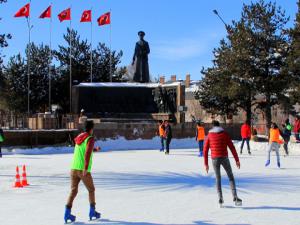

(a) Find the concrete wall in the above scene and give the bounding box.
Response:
[2,130,78,147]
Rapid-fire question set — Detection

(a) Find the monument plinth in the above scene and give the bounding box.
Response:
[72,82,185,123]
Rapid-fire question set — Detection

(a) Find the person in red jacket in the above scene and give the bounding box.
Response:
[293,116,300,142]
[204,120,242,207]
[240,120,251,155]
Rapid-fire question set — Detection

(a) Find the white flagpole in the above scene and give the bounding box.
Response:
[27,1,32,115]
[69,7,72,113]
[109,9,112,82]
[49,3,52,112]
[90,8,93,83]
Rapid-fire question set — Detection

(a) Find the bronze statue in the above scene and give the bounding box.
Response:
[132,31,150,83]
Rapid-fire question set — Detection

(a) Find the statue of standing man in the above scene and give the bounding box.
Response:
[132,31,150,83]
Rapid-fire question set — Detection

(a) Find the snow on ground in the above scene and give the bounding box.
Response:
[0,140,300,225]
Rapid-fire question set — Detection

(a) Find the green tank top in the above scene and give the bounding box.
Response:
[71,136,93,172]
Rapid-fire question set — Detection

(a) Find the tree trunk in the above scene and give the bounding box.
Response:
[246,101,252,124]
[265,94,272,133]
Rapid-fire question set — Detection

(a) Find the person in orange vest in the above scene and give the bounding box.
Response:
[265,123,283,168]
[195,121,205,157]
[157,120,165,152]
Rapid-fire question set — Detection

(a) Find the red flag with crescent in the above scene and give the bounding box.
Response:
[58,8,71,22]
[80,10,92,22]
[39,6,52,19]
[97,12,110,26]
[14,3,30,18]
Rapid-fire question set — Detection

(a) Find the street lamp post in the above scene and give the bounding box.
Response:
[213,9,231,33]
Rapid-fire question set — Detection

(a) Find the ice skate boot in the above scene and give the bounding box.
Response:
[233,197,242,206]
[277,161,281,168]
[219,198,224,208]
[64,206,76,224]
[89,204,101,221]
[265,160,270,167]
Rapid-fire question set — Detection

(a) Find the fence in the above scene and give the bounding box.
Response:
[0,111,79,130]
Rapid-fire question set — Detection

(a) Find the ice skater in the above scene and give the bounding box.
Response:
[265,122,283,168]
[282,119,292,156]
[240,120,251,155]
[65,120,101,223]
[195,121,205,157]
[293,116,300,142]
[204,120,242,207]
[157,120,165,152]
[0,127,4,158]
[164,120,172,155]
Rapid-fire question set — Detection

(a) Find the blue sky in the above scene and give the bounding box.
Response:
[0,0,298,80]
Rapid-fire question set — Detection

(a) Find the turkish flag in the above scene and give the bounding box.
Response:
[97,12,110,26]
[39,6,51,19]
[58,8,71,22]
[80,10,92,22]
[14,3,30,18]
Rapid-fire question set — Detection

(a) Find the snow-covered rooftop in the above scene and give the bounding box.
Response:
[75,82,182,88]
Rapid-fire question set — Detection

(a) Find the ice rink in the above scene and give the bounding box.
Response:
[0,141,299,225]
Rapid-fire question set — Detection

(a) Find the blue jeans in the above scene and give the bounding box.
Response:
[267,142,280,163]
[198,140,204,153]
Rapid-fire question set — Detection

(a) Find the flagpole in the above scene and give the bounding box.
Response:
[109,9,112,83]
[69,7,72,113]
[49,3,52,112]
[27,1,32,115]
[90,8,93,83]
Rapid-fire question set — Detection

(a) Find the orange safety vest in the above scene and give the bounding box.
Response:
[269,128,281,143]
[159,125,165,137]
[197,126,205,141]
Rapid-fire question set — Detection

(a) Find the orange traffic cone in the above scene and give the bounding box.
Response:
[21,165,29,186]
[14,166,23,188]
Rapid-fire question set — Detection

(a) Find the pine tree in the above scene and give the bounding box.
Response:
[26,43,52,112]
[196,0,290,128]
[53,28,124,112]
[0,0,11,104]
[3,44,53,113]
[3,54,27,113]
[286,0,300,109]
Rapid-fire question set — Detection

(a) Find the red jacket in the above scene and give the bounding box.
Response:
[204,127,239,167]
[241,123,251,139]
[293,120,300,133]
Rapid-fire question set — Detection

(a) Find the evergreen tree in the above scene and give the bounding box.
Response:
[0,0,11,102]
[196,0,290,128]
[286,0,300,109]
[53,28,124,112]
[3,54,27,113]
[3,44,52,113]
[26,43,52,112]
